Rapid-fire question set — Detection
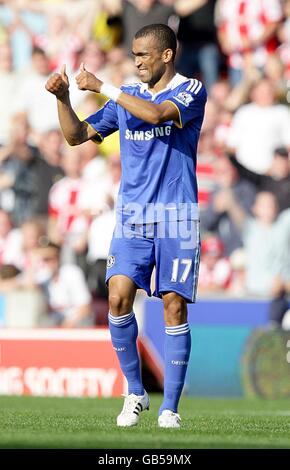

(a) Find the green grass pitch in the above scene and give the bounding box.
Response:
[0,394,290,449]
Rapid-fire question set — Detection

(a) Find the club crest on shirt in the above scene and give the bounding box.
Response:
[107,255,115,268]
[175,91,194,107]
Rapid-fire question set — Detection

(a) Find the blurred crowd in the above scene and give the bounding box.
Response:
[0,0,289,328]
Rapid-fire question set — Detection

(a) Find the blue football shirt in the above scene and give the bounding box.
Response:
[85,73,207,224]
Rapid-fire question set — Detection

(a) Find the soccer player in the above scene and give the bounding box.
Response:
[45,24,207,428]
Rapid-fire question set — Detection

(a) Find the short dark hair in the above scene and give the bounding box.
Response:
[134,24,177,60]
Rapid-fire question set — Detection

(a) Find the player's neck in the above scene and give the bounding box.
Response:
[148,68,176,94]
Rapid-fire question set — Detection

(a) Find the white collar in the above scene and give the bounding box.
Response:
[139,73,189,98]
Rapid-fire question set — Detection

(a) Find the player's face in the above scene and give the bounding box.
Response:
[132,35,166,86]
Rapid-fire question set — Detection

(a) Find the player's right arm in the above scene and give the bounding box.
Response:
[45,65,99,145]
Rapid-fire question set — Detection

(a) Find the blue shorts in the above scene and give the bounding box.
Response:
[105,220,200,303]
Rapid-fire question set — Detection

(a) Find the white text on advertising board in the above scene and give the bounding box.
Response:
[0,367,118,397]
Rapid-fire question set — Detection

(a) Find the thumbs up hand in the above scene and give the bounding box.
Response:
[60,64,69,86]
[45,64,70,98]
[75,62,103,93]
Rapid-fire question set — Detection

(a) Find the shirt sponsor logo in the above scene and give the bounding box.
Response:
[125,125,171,141]
[107,255,115,268]
[175,91,194,107]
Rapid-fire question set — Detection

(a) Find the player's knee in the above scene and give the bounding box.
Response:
[108,292,133,316]
[163,293,187,326]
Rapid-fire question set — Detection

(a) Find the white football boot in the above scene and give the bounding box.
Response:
[158,410,181,428]
[117,391,150,427]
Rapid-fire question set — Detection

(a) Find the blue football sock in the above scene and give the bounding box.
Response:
[109,311,144,396]
[159,323,191,415]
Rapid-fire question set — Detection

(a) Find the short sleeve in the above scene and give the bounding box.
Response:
[85,99,119,142]
[166,79,207,129]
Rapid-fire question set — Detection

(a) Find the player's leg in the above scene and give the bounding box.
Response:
[158,292,191,428]
[108,274,149,426]
[108,274,144,395]
[106,223,155,426]
[154,219,200,428]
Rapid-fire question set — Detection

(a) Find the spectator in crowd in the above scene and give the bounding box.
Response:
[210,69,262,116]
[78,143,112,219]
[110,0,215,62]
[196,129,218,210]
[33,3,99,73]
[80,139,108,184]
[0,1,46,70]
[38,128,64,168]
[277,0,290,80]
[206,79,241,151]
[215,0,283,85]
[227,78,290,175]
[213,108,233,151]
[0,264,21,294]
[222,190,290,325]
[1,0,102,70]
[114,0,177,53]
[34,242,92,328]
[229,147,290,212]
[0,259,47,328]
[0,41,21,145]
[200,156,256,255]
[102,46,137,86]
[177,0,219,89]
[18,47,59,141]
[48,145,90,266]
[201,97,219,134]
[263,52,287,102]
[91,0,122,53]
[78,40,107,78]
[0,112,63,225]
[228,248,246,297]
[3,217,47,273]
[209,78,231,109]
[198,234,232,294]
[0,209,18,265]
[68,40,109,110]
[86,153,121,299]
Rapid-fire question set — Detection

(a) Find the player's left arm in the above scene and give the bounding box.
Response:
[118,93,180,126]
[76,64,180,126]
